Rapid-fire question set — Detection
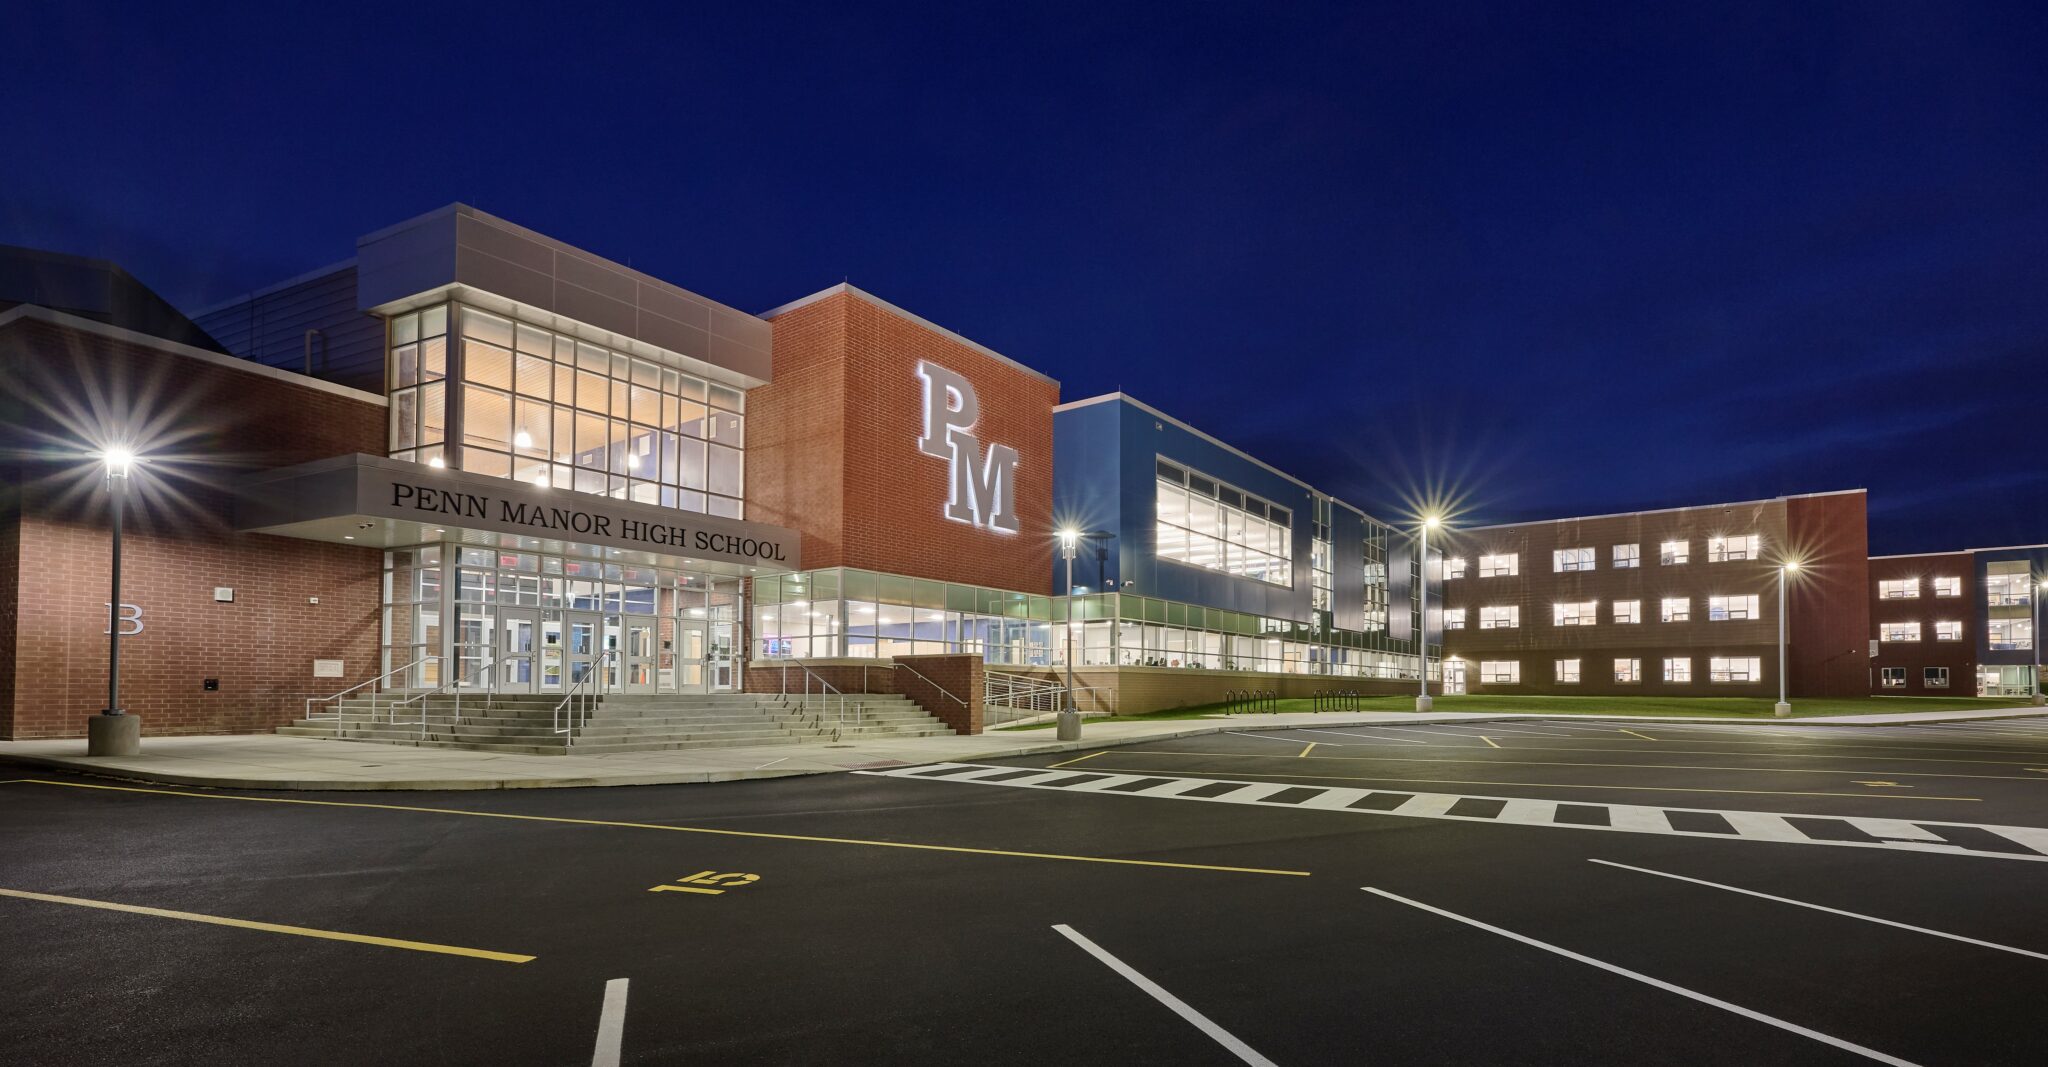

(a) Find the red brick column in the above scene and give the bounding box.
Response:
[892,654,983,735]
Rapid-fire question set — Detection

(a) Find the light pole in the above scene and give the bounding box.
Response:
[1775,560,1800,718]
[1057,528,1083,740]
[1417,515,1441,712]
[87,447,144,756]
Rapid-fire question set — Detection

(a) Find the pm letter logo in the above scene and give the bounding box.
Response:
[916,360,1019,534]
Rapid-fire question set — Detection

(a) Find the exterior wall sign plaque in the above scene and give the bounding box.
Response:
[916,360,1019,534]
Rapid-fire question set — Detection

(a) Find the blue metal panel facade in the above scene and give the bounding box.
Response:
[1975,545,2046,668]
[1053,395,1435,653]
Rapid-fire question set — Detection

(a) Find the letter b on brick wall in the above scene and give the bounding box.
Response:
[916,360,1019,534]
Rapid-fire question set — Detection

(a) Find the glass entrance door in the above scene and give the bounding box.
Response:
[499,609,539,694]
[1442,658,1468,695]
[623,617,657,693]
[566,612,603,690]
[674,620,709,693]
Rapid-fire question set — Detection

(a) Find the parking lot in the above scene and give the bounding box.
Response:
[8,716,2048,1064]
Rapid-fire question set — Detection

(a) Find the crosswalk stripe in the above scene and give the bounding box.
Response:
[860,763,2048,863]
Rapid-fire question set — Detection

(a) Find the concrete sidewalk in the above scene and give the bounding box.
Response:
[2,706,2042,791]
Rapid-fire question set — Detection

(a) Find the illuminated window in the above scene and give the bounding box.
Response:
[1660,540,1689,565]
[1553,600,1598,627]
[1880,621,1921,643]
[1925,667,1950,688]
[1479,660,1520,684]
[1708,595,1760,621]
[390,304,747,517]
[1615,658,1642,683]
[1988,618,2033,651]
[1553,547,1595,572]
[1660,597,1690,622]
[1443,557,1467,580]
[1555,658,1581,684]
[1479,606,1520,630]
[1664,657,1692,683]
[1880,667,1906,688]
[1443,608,1466,630]
[1933,576,1961,598]
[1612,599,1641,624]
[1707,534,1761,562]
[1478,553,1519,578]
[1612,543,1640,569]
[1155,460,1292,586]
[1710,656,1762,683]
[1878,579,1919,600]
[1986,563,2033,606]
[1934,620,1962,641]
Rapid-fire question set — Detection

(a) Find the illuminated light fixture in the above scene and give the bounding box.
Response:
[626,453,640,470]
[514,431,533,449]
[534,476,549,488]
[789,600,808,608]
[927,613,944,621]
[1783,560,1802,573]
[428,456,446,469]
[100,446,136,478]
[343,535,355,541]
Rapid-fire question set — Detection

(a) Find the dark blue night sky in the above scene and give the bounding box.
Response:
[6,2,2043,554]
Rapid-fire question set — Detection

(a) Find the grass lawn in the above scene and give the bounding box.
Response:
[994,693,2026,729]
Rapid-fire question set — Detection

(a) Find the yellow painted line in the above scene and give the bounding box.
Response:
[1058,766,1979,802]
[11,780,1308,878]
[1481,736,1501,749]
[1047,750,1107,770]
[1618,729,1658,742]
[1091,746,2047,783]
[1299,742,1317,758]
[650,885,724,895]
[0,887,533,963]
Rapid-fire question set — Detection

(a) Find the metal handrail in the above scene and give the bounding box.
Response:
[305,655,439,733]
[776,660,851,730]
[894,661,968,706]
[390,658,496,738]
[552,650,616,743]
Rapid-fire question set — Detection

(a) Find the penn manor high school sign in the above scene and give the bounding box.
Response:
[235,454,801,570]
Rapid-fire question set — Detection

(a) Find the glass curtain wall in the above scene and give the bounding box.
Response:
[380,544,741,691]
[752,568,1423,680]
[385,302,747,518]
[754,569,1054,665]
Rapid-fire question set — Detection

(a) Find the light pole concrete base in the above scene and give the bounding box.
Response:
[87,713,141,756]
[1773,702,1792,718]
[1415,695,1433,712]
[2033,693,2045,706]
[1055,710,1083,741]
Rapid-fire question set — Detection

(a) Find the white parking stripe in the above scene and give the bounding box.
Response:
[1589,860,2048,962]
[1361,888,1921,1066]
[1286,728,1430,744]
[591,978,629,1067]
[1053,924,1276,1067]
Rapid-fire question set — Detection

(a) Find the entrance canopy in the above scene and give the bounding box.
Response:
[235,453,800,577]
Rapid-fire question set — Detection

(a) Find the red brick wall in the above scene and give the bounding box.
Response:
[1438,492,1871,697]
[892,654,983,734]
[0,317,388,738]
[1785,491,1872,697]
[749,290,1058,590]
[1867,551,1977,695]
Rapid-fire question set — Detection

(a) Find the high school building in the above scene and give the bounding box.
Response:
[0,206,2040,742]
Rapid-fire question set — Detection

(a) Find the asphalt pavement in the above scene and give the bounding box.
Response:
[7,716,2048,1064]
